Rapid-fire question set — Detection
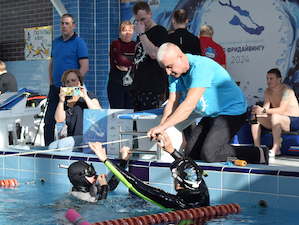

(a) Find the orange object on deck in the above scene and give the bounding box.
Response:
[234,159,247,167]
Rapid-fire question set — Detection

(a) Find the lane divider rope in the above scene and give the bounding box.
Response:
[65,203,242,225]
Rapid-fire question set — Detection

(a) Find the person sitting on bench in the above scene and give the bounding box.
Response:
[251,68,299,157]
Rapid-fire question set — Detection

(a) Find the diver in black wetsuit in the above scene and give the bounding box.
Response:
[88,132,210,210]
[67,147,130,203]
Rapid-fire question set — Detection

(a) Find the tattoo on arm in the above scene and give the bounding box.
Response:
[281,91,290,101]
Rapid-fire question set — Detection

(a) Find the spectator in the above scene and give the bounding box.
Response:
[0,60,17,94]
[199,25,226,69]
[130,1,168,111]
[44,13,89,146]
[168,9,201,148]
[107,20,136,109]
[251,68,299,157]
[48,69,101,152]
[148,43,269,164]
[168,9,201,55]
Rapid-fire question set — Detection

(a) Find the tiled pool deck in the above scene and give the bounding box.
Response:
[0,147,298,211]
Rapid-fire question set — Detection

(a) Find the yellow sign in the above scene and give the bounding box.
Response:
[24,26,52,60]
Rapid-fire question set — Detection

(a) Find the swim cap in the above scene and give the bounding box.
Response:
[170,157,204,191]
[68,161,96,190]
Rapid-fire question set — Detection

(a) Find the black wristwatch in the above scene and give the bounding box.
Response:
[262,108,266,114]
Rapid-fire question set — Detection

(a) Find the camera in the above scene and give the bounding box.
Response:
[62,87,80,96]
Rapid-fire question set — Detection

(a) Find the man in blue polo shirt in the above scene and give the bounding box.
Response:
[148,43,269,165]
[44,13,89,146]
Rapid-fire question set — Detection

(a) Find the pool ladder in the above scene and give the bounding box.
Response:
[118,127,162,160]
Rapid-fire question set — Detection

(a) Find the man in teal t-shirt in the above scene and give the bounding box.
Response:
[148,43,268,164]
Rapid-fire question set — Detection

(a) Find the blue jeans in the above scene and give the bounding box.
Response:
[48,135,83,152]
[44,85,60,146]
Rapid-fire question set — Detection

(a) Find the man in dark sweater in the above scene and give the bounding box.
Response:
[168,9,201,55]
[168,9,201,146]
[0,60,17,94]
[130,1,168,111]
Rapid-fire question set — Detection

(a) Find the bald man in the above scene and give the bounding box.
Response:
[199,25,226,69]
[147,43,269,165]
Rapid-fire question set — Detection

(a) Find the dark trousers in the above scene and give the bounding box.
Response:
[185,113,260,163]
[130,90,161,112]
[107,80,133,109]
[44,85,60,146]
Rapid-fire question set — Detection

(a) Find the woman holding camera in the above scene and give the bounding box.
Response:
[48,69,101,152]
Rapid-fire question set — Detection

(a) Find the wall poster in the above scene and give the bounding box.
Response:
[24,26,52,60]
[121,0,299,106]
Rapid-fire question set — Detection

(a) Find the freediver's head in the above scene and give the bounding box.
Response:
[68,161,97,189]
[170,157,203,191]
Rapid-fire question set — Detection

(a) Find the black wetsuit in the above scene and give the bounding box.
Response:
[105,151,210,210]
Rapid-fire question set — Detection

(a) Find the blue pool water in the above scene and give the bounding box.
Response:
[0,179,297,225]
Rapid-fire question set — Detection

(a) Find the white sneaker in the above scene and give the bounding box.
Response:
[269,150,275,158]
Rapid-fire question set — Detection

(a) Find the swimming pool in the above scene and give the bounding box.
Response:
[0,181,164,224]
[0,147,299,224]
[0,181,298,225]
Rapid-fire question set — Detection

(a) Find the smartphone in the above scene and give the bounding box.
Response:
[62,87,80,96]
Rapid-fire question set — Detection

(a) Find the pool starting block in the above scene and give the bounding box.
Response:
[118,108,201,160]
